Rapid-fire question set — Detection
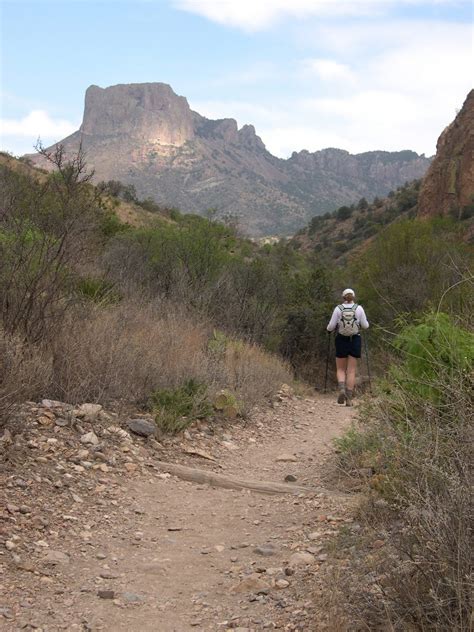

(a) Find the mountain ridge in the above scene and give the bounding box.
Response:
[27,82,431,236]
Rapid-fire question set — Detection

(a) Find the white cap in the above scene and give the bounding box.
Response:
[342,288,355,297]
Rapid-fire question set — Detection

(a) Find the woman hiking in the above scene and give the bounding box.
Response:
[327,288,369,406]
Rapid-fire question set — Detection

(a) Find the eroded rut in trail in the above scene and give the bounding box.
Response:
[2,394,357,631]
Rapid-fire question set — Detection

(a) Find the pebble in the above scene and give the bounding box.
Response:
[254,544,277,557]
[122,592,144,604]
[99,571,119,579]
[284,474,297,482]
[275,579,290,589]
[231,576,270,594]
[81,432,99,446]
[97,590,115,599]
[288,552,315,567]
[43,550,70,565]
[275,454,298,463]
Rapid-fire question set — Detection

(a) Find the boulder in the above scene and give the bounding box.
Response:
[76,403,102,422]
[126,418,156,437]
[288,551,315,568]
[231,575,270,594]
[81,431,99,445]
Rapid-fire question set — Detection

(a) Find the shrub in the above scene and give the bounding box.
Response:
[0,146,105,342]
[49,299,292,421]
[0,329,51,427]
[354,218,471,333]
[334,313,473,630]
[336,206,353,221]
[50,301,213,405]
[149,379,212,434]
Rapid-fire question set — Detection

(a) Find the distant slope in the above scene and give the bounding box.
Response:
[1,152,164,229]
[290,181,422,262]
[26,82,431,237]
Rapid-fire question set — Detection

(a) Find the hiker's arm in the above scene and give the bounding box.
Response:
[357,306,369,329]
[327,307,340,331]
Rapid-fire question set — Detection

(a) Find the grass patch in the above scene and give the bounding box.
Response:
[149,379,212,434]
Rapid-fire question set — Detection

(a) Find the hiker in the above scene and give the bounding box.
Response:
[327,288,369,406]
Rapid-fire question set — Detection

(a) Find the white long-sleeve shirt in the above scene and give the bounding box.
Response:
[327,302,369,333]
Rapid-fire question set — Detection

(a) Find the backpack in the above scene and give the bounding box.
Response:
[337,303,360,336]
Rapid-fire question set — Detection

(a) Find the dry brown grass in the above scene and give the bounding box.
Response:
[222,341,293,415]
[49,300,292,413]
[332,368,473,631]
[0,329,51,426]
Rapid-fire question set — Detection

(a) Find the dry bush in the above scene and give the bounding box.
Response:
[50,301,211,405]
[0,329,51,426]
[222,341,292,415]
[50,300,291,414]
[332,315,473,631]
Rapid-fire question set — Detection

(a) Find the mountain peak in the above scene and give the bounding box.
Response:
[26,81,432,236]
[80,82,195,146]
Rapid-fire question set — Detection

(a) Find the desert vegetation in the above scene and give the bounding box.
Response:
[1,148,472,630]
[331,312,473,630]
[1,149,313,430]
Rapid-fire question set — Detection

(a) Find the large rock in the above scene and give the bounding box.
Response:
[126,418,156,437]
[288,551,315,568]
[43,550,70,565]
[76,403,102,422]
[231,575,270,594]
[418,90,474,219]
[81,83,195,146]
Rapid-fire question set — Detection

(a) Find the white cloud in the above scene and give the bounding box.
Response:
[190,18,472,157]
[0,110,78,157]
[1,110,77,138]
[301,58,355,83]
[174,0,462,31]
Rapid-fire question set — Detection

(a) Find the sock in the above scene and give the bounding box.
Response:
[346,389,353,398]
[338,381,345,392]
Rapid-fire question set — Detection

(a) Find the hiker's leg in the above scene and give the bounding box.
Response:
[346,356,357,390]
[336,357,347,403]
[345,356,357,406]
[336,357,347,384]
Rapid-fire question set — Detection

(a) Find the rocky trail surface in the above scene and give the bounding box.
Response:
[1,391,359,631]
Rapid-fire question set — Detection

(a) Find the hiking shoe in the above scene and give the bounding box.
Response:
[337,392,346,404]
[345,396,353,407]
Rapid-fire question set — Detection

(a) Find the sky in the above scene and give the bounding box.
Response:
[0,0,472,158]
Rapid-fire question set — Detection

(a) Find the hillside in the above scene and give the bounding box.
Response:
[26,82,431,237]
[1,152,167,229]
[290,180,422,262]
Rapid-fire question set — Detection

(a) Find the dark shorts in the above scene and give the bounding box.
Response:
[335,334,362,359]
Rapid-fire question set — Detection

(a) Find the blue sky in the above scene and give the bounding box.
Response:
[1,0,472,157]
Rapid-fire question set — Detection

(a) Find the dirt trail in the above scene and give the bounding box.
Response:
[1,394,357,631]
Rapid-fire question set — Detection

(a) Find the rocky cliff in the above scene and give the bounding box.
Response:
[28,83,431,236]
[418,90,474,219]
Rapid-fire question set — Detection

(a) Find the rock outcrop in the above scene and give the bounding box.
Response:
[418,90,474,218]
[27,82,431,236]
[80,83,195,146]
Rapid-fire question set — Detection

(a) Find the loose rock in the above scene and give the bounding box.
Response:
[288,552,315,568]
[126,419,156,437]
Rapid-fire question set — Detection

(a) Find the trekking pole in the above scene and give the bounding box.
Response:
[324,331,331,393]
[363,333,372,394]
